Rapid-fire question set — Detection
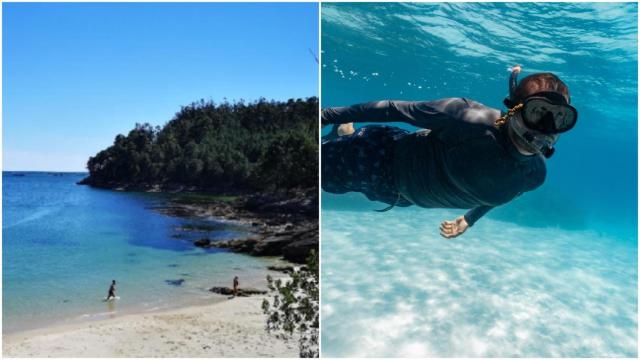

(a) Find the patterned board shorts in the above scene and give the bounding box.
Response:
[322,125,412,207]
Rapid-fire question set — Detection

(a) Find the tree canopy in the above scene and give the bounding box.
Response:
[84,97,318,192]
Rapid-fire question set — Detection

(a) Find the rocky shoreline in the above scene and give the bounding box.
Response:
[164,191,318,264]
[79,180,318,264]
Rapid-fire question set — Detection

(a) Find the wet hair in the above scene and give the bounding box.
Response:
[513,73,570,104]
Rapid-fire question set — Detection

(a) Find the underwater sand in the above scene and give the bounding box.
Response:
[321,208,637,357]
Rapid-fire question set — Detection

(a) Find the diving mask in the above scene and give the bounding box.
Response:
[521,91,577,134]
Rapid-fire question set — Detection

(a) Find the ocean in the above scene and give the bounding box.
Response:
[2,172,284,334]
[321,2,637,357]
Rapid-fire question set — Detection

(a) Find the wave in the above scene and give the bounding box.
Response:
[3,206,60,229]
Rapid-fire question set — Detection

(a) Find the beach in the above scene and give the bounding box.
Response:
[3,295,298,357]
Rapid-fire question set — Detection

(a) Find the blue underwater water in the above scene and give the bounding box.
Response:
[2,172,284,333]
[321,2,637,357]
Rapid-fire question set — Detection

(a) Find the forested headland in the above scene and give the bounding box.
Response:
[80,97,318,193]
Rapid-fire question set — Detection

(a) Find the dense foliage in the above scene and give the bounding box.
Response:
[262,250,319,358]
[85,97,318,191]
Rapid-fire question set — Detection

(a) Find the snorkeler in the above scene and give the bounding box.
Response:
[321,66,577,238]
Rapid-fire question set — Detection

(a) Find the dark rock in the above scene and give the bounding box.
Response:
[194,238,211,248]
[210,223,318,263]
[267,265,295,273]
[251,234,296,256]
[165,279,185,286]
[209,286,267,296]
[167,264,179,268]
[243,192,318,217]
[215,236,260,253]
[283,237,318,263]
[155,206,199,218]
[177,224,219,232]
[266,219,285,226]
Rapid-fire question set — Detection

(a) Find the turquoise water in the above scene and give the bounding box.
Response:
[321,2,637,357]
[3,172,284,333]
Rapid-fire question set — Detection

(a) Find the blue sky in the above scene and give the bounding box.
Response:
[3,2,319,171]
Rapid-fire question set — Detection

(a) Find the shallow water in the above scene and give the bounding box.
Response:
[321,2,637,356]
[3,172,283,333]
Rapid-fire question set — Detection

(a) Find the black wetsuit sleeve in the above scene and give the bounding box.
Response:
[322,99,465,129]
[463,205,494,227]
[322,98,501,129]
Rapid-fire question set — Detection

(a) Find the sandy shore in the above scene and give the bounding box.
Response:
[3,296,298,358]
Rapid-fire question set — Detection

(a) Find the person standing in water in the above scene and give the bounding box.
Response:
[233,276,239,297]
[322,66,577,238]
[106,280,116,300]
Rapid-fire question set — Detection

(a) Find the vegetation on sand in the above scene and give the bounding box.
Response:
[262,250,319,358]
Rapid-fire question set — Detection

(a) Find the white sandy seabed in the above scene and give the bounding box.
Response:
[3,296,298,358]
[321,208,637,357]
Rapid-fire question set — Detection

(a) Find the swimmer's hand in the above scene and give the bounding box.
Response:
[337,123,355,136]
[512,65,522,74]
[439,216,469,238]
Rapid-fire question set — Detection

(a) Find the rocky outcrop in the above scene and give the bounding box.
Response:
[243,191,318,218]
[210,223,318,264]
[193,238,211,248]
[267,265,296,273]
[209,286,267,297]
[282,236,318,264]
[142,189,317,264]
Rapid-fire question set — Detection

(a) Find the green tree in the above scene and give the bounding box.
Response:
[83,97,318,192]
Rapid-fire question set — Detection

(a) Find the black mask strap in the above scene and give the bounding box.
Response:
[503,68,520,108]
[506,68,520,105]
[509,69,519,100]
[503,97,517,108]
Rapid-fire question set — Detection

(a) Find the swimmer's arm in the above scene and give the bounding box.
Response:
[321,99,466,128]
[440,206,493,238]
[463,205,494,226]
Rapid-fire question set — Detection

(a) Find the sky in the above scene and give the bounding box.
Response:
[3,2,319,171]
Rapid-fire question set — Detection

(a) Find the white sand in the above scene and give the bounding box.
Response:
[3,296,298,358]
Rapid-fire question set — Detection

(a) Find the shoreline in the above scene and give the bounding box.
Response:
[135,188,319,264]
[3,295,298,358]
[3,257,296,337]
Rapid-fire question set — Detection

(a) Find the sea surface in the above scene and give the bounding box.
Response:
[321,2,637,357]
[3,172,285,334]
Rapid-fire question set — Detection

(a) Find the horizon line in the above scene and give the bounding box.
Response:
[3,170,88,173]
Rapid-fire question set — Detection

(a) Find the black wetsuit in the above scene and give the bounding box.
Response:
[321,98,547,226]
